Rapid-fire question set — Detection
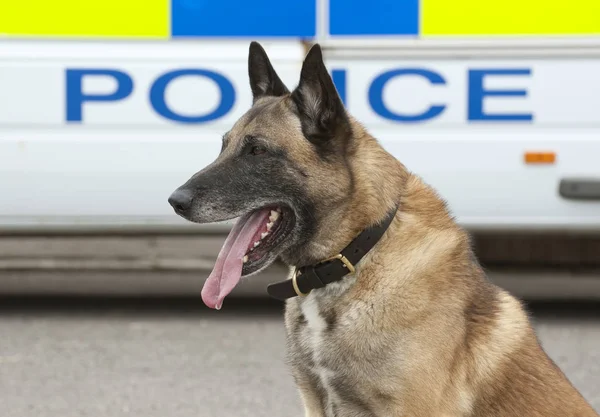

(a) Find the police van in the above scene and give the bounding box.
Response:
[1,1,599,295]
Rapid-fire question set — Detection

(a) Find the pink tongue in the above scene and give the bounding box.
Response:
[201,208,271,310]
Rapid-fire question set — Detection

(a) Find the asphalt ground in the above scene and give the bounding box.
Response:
[0,296,598,417]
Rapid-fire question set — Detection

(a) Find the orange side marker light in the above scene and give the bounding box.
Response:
[524,151,556,165]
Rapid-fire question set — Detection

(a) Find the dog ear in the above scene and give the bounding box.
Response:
[291,44,350,147]
[248,42,290,103]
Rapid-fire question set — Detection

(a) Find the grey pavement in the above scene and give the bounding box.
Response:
[0,297,598,417]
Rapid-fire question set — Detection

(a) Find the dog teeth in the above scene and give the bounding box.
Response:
[266,222,273,231]
[243,255,248,263]
[261,232,268,239]
[254,241,260,248]
[269,210,280,222]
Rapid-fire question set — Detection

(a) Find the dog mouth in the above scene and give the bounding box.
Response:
[201,205,295,310]
[241,206,294,274]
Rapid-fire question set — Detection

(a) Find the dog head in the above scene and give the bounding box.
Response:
[168,42,364,308]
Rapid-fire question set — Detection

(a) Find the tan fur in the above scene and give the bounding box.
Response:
[282,117,598,417]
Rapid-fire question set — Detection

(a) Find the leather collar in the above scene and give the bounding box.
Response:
[266,205,398,301]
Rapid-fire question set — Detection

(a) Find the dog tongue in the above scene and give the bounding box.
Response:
[201,208,271,310]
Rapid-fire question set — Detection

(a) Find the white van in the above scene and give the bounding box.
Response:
[2,0,600,232]
[1,0,599,296]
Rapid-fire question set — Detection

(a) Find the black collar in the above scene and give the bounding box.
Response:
[266,205,398,301]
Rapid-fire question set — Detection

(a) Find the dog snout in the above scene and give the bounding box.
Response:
[168,189,194,215]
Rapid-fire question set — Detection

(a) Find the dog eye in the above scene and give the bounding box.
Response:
[250,145,267,156]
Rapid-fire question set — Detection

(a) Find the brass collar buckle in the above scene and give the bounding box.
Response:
[321,253,356,274]
[291,254,356,298]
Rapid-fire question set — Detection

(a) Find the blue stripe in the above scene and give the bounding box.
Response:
[329,0,419,36]
[171,0,316,38]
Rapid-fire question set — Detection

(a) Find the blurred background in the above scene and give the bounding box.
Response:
[0,0,599,416]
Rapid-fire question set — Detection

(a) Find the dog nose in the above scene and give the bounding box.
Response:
[168,189,193,214]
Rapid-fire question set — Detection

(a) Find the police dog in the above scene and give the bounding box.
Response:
[169,42,598,417]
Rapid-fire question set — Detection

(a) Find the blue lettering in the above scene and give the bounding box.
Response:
[64,67,535,125]
[368,69,446,122]
[66,69,133,122]
[468,69,533,121]
[149,69,235,123]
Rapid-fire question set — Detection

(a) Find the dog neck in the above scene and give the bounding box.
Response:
[267,122,409,300]
[267,203,399,300]
[301,120,408,265]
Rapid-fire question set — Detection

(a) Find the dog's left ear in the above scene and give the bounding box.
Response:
[248,41,290,103]
[291,44,350,147]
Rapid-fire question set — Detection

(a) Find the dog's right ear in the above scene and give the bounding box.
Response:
[248,42,290,103]
[290,44,350,151]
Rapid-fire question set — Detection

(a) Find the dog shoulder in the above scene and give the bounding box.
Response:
[461,287,598,416]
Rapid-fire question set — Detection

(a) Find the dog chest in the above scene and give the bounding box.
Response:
[299,294,343,416]
[287,291,389,417]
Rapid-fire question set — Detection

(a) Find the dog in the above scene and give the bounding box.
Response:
[169,41,598,417]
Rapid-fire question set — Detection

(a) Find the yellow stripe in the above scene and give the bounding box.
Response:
[423,0,600,36]
[0,0,168,38]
